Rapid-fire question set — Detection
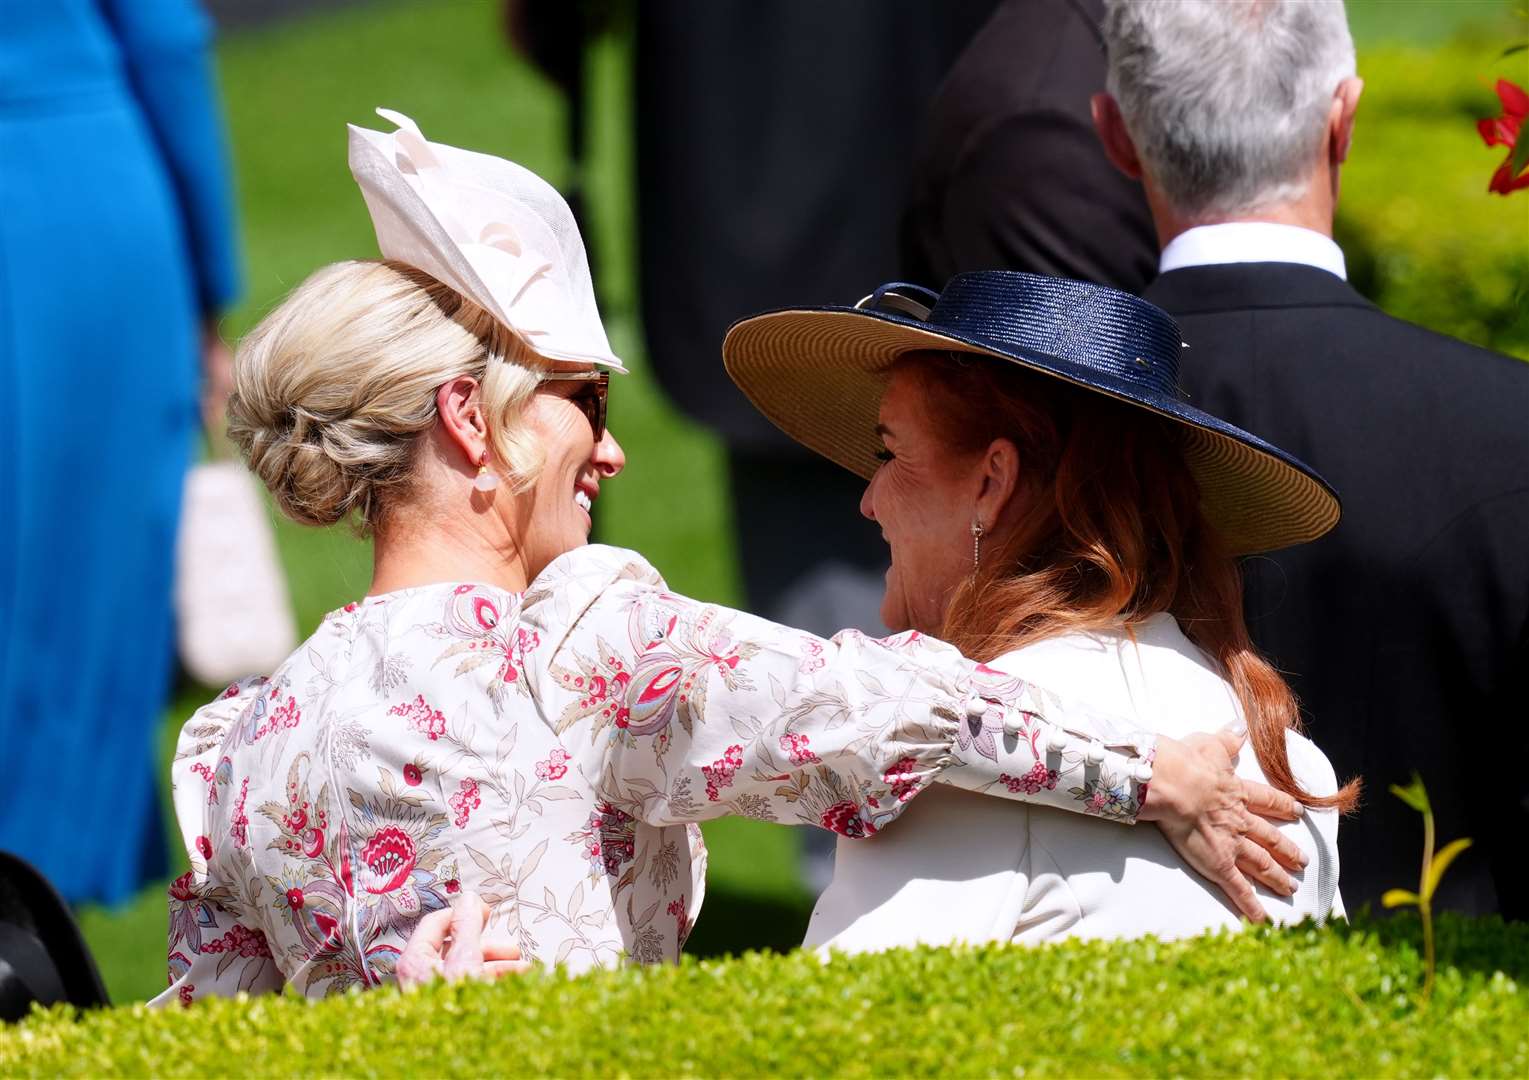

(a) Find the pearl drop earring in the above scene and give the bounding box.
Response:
[473,451,500,492]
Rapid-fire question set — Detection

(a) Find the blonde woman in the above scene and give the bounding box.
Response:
[157,113,1304,1004]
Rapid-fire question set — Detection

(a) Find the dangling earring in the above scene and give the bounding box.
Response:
[473,450,499,492]
[970,517,984,586]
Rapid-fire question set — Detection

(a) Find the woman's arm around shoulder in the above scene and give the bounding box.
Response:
[523,549,1153,839]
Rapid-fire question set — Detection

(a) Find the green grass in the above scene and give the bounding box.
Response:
[10,917,1528,1076]
[74,0,1527,1006]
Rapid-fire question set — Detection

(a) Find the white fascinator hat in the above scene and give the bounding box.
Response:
[347,108,625,372]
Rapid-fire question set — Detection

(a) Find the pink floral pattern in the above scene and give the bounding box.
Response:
[883,757,922,802]
[390,695,447,741]
[449,779,482,828]
[701,745,744,801]
[780,732,821,766]
[1000,762,1061,795]
[535,748,570,781]
[157,546,1153,1007]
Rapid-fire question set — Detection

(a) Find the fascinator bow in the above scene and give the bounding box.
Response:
[348,108,625,371]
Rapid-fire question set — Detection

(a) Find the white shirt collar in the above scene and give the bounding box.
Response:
[1158,222,1347,280]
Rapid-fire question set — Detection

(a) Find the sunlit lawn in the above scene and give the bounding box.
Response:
[77,0,1527,1004]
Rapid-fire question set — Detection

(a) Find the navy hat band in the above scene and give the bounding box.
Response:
[929,273,1183,399]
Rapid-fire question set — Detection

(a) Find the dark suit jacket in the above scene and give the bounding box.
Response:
[635,0,996,450]
[899,0,1157,292]
[1145,263,1529,918]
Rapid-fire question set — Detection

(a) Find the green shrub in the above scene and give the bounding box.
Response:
[7,916,1525,1077]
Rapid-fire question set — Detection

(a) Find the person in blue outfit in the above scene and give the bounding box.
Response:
[0,0,240,904]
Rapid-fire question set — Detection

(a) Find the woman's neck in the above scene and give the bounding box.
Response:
[368,511,531,597]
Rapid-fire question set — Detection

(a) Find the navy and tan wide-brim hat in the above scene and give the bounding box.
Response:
[722,271,1340,555]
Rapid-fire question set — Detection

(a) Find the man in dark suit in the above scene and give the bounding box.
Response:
[900,0,1157,293]
[1092,0,1529,917]
[635,1,995,639]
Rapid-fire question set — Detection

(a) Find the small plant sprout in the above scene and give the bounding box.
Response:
[1382,773,1473,1003]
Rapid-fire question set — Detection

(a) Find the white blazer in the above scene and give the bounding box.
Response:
[803,613,1343,953]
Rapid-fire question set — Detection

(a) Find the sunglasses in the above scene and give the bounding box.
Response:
[538,370,610,442]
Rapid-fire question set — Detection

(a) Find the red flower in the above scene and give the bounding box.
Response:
[403,763,423,787]
[667,896,692,943]
[449,778,482,828]
[201,924,272,959]
[881,756,922,802]
[313,911,342,945]
[195,835,212,860]
[999,762,1060,795]
[169,871,196,902]
[780,732,822,767]
[445,878,461,895]
[359,824,418,894]
[286,887,304,910]
[178,984,195,1007]
[1478,79,1529,194]
[472,596,499,630]
[230,778,251,848]
[820,800,876,839]
[535,748,570,781]
[701,744,744,801]
[390,694,448,740]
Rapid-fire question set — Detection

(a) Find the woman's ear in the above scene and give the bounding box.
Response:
[974,437,1020,530]
[435,376,489,468]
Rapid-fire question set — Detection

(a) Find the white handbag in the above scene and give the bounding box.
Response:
[175,460,298,686]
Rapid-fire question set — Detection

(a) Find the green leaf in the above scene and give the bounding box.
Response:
[1422,837,1474,901]
[1510,132,1529,187]
[1389,773,1430,814]
[1381,888,1420,908]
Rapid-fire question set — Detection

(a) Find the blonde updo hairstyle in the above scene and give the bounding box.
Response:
[228,260,547,534]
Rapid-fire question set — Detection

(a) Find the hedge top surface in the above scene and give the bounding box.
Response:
[3,916,1526,1077]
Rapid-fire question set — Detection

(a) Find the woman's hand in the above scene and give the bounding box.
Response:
[1138,729,1308,922]
[396,892,530,989]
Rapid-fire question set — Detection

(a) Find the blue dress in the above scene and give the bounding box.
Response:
[0,0,239,904]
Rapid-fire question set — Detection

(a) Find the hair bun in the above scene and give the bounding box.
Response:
[224,260,538,535]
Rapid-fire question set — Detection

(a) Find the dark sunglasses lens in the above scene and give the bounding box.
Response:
[573,382,607,440]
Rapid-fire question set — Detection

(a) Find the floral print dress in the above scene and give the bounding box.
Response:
[155,545,1156,1005]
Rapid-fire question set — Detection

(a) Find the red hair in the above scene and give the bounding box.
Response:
[904,352,1358,812]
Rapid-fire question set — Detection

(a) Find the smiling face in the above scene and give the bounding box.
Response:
[859,365,989,634]
[509,371,625,580]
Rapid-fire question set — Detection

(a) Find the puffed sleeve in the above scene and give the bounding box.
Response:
[96,0,241,313]
[150,676,284,1008]
[531,557,1156,838]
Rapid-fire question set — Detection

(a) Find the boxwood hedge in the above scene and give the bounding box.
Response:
[5,915,1524,1077]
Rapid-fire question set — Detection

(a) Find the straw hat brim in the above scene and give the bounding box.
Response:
[722,306,1340,556]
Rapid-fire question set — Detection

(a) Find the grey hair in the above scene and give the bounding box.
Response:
[1102,0,1355,219]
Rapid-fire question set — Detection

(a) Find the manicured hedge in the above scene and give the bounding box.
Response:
[5,915,1525,1077]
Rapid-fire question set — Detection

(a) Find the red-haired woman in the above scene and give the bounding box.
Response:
[721,272,1357,950]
